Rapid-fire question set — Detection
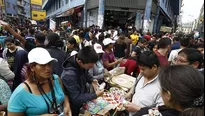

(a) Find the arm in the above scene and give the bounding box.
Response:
[0,59,15,80]
[3,24,26,46]
[61,73,98,108]
[2,49,7,60]
[93,73,104,80]
[103,60,120,69]
[88,68,104,80]
[57,77,72,116]
[7,112,24,116]
[0,104,7,111]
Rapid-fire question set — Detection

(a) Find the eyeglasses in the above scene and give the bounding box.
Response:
[175,57,189,64]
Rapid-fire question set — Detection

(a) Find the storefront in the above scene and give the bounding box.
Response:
[87,0,158,31]
[54,5,84,28]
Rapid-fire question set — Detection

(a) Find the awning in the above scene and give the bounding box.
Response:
[56,8,75,18]
[56,5,83,18]
[160,26,172,33]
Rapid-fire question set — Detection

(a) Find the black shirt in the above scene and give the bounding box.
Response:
[6,49,17,71]
[114,43,127,58]
[25,41,36,52]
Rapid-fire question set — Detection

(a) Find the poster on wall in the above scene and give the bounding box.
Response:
[50,19,56,32]
[143,20,150,33]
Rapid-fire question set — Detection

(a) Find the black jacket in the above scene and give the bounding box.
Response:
[134,106,181,116]
[61,55,97,116]
[47,47,67,76]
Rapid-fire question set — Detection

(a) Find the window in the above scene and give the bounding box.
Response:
[59,0,61,8]
[166,0,168,8]
[66,0,69,4]
[6,2,10,8]
[13,4,16,10]
[56,0,58,10]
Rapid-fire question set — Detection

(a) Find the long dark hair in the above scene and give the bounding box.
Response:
[46,33,64,48]
[67,37,78,48]
[159,65,204,115]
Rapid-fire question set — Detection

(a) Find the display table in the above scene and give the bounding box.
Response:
[83,67,137,116]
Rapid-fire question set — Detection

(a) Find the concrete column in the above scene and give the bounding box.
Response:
[135,11,141,31]
[143,0,153,33]
[83,0,88,28]
[153,0,160,33]
[98,0,105,29]
[157,16,163,33]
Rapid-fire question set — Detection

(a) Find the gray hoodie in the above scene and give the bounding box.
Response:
[0,58,15,80]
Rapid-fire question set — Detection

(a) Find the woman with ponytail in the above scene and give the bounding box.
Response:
[46,33,67,77]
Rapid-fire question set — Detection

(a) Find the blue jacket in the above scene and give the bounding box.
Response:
[61,55,97,116]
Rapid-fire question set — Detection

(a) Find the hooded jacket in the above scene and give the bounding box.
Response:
[61,55,97,116]
[47,47,67,77]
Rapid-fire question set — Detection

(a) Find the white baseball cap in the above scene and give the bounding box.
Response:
[28,48,57,65]
[103,38,115,46]
[94,43,104,54]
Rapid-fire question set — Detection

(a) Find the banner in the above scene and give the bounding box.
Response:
[49,19,56,32]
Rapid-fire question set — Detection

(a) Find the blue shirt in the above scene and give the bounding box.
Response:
[8,75,65,116]
[171,42,181,50]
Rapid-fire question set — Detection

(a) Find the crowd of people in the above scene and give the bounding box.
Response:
[0,20,204,116]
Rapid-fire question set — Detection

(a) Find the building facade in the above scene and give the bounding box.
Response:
[86,0,181,33]
[43,0,181,33]
[43,0,84,26]
[87,0,158,31]
[197,4,204,34]
[4,0,17,16]
[24,0,31,18]
[155,0,182,33]
[0,0,5,19]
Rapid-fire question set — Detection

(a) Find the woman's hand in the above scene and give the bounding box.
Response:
[64,106,72,116]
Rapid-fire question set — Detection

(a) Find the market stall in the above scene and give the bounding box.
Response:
[82,67,137,116]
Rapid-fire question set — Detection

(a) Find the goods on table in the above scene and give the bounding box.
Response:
[104,67,136,90]
[111,74,136,89]
[104,67,125,82]
[109,87,127,111]
[0,111,6,116]
[83,97,109,115]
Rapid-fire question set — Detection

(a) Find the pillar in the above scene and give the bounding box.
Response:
[135,11,141,31]
[143,0,153,33]
[83,0,88,28]
[98,0,105,29]
[153,0,160,33]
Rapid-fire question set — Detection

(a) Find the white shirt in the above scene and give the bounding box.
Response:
[130,75,164,116]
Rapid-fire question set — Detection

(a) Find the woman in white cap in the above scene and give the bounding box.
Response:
[8,48,72,116]
[102,38,123,71]
[89,43,105,83]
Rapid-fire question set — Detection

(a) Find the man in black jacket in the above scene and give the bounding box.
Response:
[61,46,104,116]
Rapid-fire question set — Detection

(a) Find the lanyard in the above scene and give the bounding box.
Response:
[37,77,58,114]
